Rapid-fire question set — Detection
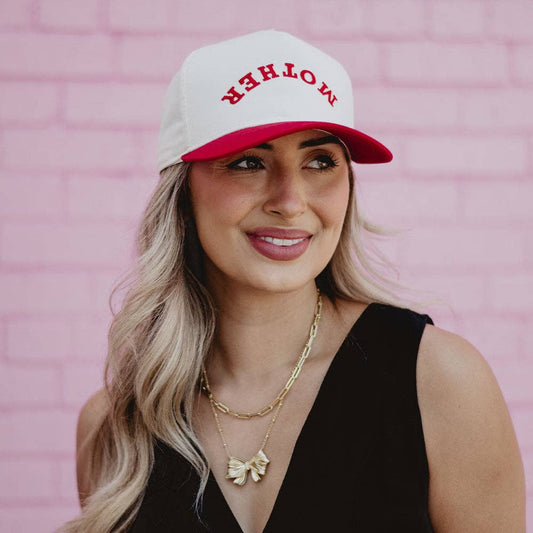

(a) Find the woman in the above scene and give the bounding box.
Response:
[65,31,525,532]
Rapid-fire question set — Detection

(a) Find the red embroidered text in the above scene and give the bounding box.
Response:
[221,62,338,107]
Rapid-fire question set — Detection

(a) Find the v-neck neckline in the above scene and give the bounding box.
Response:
[204,302,376,532]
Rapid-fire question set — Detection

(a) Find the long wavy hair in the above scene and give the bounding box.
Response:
[60,157,414,532]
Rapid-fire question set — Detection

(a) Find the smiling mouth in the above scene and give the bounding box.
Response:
[246,232,311,260]
[258,236,308,247]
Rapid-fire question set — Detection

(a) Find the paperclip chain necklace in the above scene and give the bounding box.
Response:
[200,289,322,486]
[201,289,322,419]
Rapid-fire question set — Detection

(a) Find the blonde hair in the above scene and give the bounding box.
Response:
[61,159,412,532]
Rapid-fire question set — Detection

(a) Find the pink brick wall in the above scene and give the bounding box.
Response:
[0,1,532,530]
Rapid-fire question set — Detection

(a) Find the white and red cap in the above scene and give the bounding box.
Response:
[157,30,392,172]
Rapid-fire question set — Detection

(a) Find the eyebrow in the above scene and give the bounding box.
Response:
[254,135,345,150]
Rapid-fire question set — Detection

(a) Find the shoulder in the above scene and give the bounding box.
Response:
[418,324,492,396]
[76,388,109,506]
[416,325,526,531]
[417,324,508,424]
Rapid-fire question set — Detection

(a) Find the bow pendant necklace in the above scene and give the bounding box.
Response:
[207,396,283,485]
[201,289,322,486]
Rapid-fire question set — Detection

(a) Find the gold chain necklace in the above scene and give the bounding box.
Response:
[201,289,322,419]
[201,289,322,486]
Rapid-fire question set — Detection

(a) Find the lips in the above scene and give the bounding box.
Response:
[246,227,312,261]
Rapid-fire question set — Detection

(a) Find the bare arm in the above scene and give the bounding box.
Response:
[417,324,525,532]
[76,388,109,508]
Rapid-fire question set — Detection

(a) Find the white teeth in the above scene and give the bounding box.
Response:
[259,236,306,246]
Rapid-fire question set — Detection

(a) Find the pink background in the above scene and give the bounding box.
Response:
[0,0,532,531]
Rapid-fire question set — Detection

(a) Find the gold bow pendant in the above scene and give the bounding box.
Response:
[225,449,270,486]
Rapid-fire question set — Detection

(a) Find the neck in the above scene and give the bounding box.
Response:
[204,281,322,389]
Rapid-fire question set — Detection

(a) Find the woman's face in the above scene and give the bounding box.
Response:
[188,129,351,294]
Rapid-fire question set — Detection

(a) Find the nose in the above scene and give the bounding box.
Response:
[263,169,307,219]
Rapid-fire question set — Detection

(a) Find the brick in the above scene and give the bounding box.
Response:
[0,459,55,500]
[0,321,5,357]
[0,273,93,314]
[398,227,524,268]
[92,270,132,317]
[59,459,78,501]
[404,136,527,176]
[173,0,300,35]
[489,275,533,312]
[525,318,533,361]
[0,82,58,124]
[367,0,425,37]
[312,40,381,84]
[430,1,486,38]
[302,0,366,37]
[65,82,164,126]
[527,230,533,267]
[72,317,110,359]
[355,88,460,130]
[0,364,61,406]
[0,0,32,28]
[63,363,104,407]
[6,318,71,360]
[136,131,160,172]
[117,35,213,78]
[357,179,458,223]
[459,315,524,360]
[109,0,171,31]
[414,305,460,335]
[512,45,533,83]
[524,452,533,495]
[509,407,533,449]
[385,43,507,85]
[0,410,77,453]
[1,222,135,267]
[3,129,137,171]
[490,359,533,404]
[118,35,215,78]
[462,182,533,221]
[39,0,100,31]
[0,176,64,218]
[0,505,80,533]
[488,1,533,41]
[0,34,113,77]
[67,175,156,220]
[461,90,533,131]
[400,274,487,313]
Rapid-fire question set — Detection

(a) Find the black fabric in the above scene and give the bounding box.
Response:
[128,303,435,532]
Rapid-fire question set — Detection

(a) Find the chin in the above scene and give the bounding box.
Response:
[237,264,327,295]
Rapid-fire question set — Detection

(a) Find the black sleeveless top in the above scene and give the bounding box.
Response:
[129,303,435,532]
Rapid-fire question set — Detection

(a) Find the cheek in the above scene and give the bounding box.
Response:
[189,179,258,262]
[191,191,253,237]
[190,175,234,227]
[316,174,350,229]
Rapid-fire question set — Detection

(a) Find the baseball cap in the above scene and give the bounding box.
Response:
[157,30,392,172]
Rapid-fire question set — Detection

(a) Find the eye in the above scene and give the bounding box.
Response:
[227,155,264,171]
[306,154,339,170]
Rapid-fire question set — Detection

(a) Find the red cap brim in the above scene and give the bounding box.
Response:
[182,121,392,164]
